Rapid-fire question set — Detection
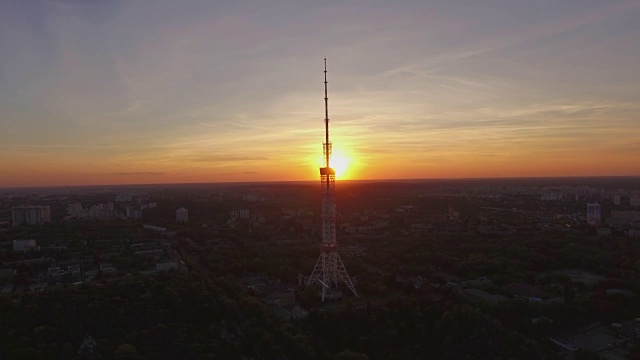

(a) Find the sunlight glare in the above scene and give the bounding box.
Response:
[317,149,352,179]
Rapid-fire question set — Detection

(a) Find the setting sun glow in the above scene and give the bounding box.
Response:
[317,149,353,179]
[330,152,350,179]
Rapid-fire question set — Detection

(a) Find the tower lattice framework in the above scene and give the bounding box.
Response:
[306,59,358,302]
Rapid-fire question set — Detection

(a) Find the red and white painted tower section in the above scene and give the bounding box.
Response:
[306,59,358,301]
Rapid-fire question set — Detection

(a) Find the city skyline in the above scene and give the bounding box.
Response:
[1,0,640,187]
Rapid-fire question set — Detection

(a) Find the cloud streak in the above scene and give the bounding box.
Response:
[109,171,165,176]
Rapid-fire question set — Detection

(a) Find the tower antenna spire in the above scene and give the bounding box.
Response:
[324,58,330,168]
[306,59,358,302]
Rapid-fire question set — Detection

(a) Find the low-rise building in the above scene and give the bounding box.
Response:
[13,239,37,252]
[156,260,178,272]
[99,263,116,273]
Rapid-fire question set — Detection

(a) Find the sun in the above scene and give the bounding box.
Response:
[331,152,349,178]
[317,149,352,179]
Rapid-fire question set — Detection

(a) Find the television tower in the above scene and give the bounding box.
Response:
[306,59,358,301]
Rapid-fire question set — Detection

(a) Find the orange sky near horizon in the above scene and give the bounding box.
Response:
[1,138,638,188]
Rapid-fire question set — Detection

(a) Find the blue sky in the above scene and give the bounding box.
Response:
[1,0,639,186]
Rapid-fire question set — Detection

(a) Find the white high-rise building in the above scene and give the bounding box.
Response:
[11,205,51,226]
[176,208,188,222]
[126,206,142,220]
[613,194,622,206]
[67,203,85,218]
[587,203,601,225]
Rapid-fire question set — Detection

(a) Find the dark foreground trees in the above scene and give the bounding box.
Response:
[0,272,314,360]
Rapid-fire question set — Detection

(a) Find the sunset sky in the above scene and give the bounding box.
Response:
[1,0,639,187]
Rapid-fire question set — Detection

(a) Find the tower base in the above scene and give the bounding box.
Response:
[306,250,357,302]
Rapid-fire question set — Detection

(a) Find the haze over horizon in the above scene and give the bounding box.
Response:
[1,0,639,187]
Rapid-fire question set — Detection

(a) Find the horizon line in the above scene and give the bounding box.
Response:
[2,174,640,191]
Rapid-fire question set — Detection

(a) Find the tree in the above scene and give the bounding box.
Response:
[574,348,601,360]
[115,343,138,359]
[333,349,370,360]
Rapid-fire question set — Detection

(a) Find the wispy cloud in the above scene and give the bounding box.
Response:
[109,171,165,176]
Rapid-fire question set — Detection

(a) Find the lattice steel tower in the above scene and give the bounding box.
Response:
[306,59,358,301]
